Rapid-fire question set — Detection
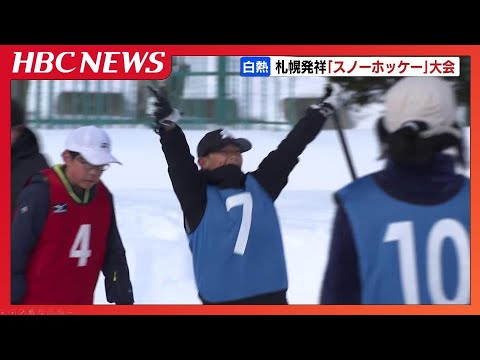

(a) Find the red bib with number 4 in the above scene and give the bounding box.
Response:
[22,168,111,305]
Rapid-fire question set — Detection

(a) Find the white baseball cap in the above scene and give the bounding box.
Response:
[65,125,122,165]
[384,77,462,139]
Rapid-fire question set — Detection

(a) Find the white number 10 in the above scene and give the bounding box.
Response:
[384,218,469,304]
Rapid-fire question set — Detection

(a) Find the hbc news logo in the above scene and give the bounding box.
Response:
[10,50,171,79]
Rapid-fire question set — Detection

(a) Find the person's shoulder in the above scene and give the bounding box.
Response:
[16,172,50,205]
[24,172,50,189]
[30,168,50,181]
[333,172,379,206]
[337,173,376,194]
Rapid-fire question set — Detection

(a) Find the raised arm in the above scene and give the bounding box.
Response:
[150,87,207,232]
[252,102,334,200]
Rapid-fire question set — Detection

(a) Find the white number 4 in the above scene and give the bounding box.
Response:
[69,224,92,267]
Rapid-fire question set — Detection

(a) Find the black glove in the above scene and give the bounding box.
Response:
[105,271,134,305]
[150,86,174,119]
[305,102,335,123]
[148,85,179,134]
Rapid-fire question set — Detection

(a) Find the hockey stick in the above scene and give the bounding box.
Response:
[322,84,357,180]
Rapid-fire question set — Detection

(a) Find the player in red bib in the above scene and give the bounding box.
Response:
[11,126,134,305]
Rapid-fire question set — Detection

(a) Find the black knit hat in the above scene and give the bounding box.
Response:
[197,129,252,157]
[11,99,25,127]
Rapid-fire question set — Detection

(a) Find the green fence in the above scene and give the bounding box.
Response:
[11,57,355,129]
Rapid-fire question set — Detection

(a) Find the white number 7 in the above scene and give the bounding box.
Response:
[69,224,92,267]
[226,193,253,255]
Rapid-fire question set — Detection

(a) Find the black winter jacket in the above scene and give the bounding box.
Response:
[11,127,49,220]
[159,112,327,234]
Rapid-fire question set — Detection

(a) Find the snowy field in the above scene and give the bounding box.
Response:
[34,125,471,304]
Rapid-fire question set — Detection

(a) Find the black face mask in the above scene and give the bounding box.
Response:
[203,164,246,189]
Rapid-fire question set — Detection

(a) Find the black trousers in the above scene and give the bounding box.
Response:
[201,289,288,305]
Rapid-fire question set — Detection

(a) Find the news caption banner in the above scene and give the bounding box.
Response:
[239,57,460,77]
